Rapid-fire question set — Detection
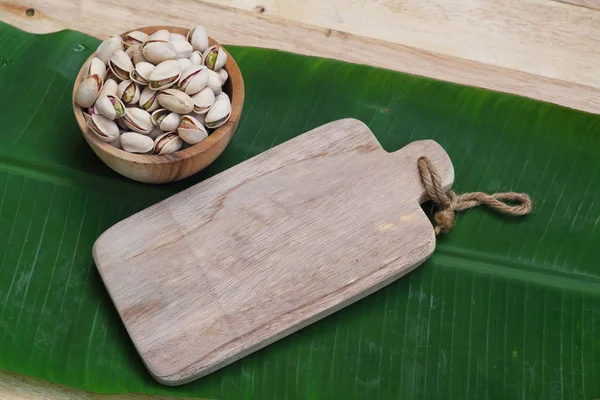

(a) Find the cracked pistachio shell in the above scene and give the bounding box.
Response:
[95,36,124,63]
[170,32,187,42]
[178,115,208,145]
[191,87,215,114]
[130,61,155,85]
[205,95,231,129]
[121,131,154,153]
[148,29,171,41]
[116,80,141,104]
[189,111,206,126]
[179,65,209,95]
[172,40,193,59]
[187,25,208,52]
[108,50,134,81]
[142,40,177,64]
[98,78,118,98]
[215,68,228,84]
[148,60,181,90]
[215,92,230,102]
[116,116,128,130]
[154,132,183,155]
[86,57,107,80]
[157,89,194,114]
[206,69,222,95]
[88,114,119,142]
[132,46,149,65]
[122,107,154,134]
[202,46,227,71]
[138,86,160,112]
[124,31,149,48]
[189,51,202,66]
[95,95,126,120]
[125,45,137,59]
[75,75,103,108]
[151,108,169,127]
[151,109,181,131]
[178,58,192,71]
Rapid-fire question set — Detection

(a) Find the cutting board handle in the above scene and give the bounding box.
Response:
[389,139,454,204]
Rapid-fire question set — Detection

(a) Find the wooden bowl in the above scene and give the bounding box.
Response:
[72,26,244,184]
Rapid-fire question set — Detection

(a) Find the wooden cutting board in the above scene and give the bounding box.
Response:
[93,118,454,385]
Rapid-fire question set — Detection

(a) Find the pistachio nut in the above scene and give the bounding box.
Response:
[132,46,149,65]
[88,114,119,142]
[170,33,187,42]
[178,115,208,145]
[157,88,194,114]
[206,69,222,95]
[86,57,107,80]
[177,58,192,71]
[108,50,134,81]
[142,40,177,64]
[191,87,215,114]
[151,108,168,127]
[148,29,171,42]
[109,133,122,149]
[154,132,183,155]
[117,80,141,104]
[95,36,124,63]
[74,75,103,108]
[151,109,181,131]
[187,25,209,52]
[95,95,126,120]
[121,131,154,153]
[215,68,228,84]
[130,61,155,85]
[215,92,230,102]
[148,60,181,90]
[190,111,206,126]
[116,116,129,130]
[98,78,118,98]
[124,31,149,48]
[172,40,193,59]
[122,107,154,134]
[179,65,209,95]
[205,95,231,129]
[125,45,138,59]
[189,51,202,66]
[202,46,227,71]
[139,86,160,112]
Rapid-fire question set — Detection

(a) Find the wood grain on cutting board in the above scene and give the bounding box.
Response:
[2,0,600,113]
[93,119,454,384]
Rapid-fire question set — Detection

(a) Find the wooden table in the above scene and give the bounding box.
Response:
[1,0,598,398]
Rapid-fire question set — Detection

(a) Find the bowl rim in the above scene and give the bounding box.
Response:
[72,25,244,166]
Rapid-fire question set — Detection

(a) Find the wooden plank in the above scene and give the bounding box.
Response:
[1,0,600,114]
[93,119,454,384]
[0,369,206,400]
[201,0,600,88]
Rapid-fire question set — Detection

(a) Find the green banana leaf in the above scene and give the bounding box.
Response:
[0,21,599,399]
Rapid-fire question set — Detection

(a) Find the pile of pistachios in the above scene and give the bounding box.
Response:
[74,25,231,154]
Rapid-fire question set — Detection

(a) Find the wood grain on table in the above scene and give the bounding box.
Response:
[0,0,598,398]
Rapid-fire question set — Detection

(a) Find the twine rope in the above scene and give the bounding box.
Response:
[417,156,532,235]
